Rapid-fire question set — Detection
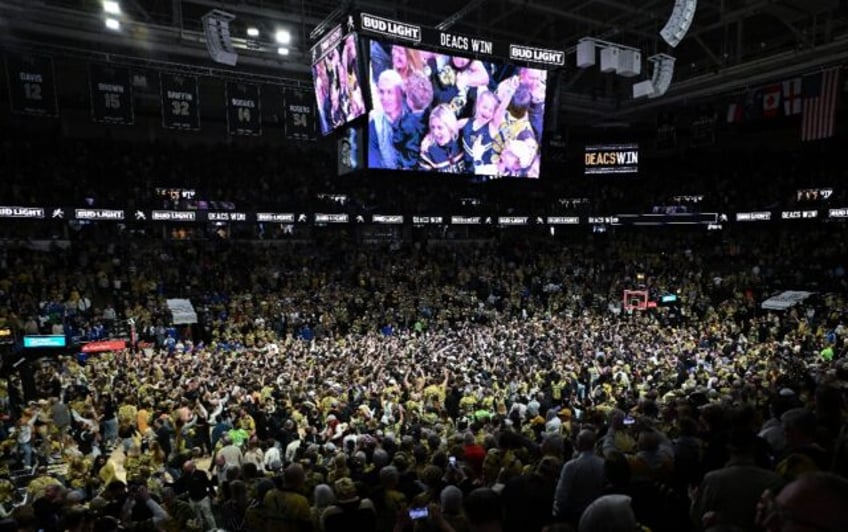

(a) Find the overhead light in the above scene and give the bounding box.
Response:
[105,17,121,31]
[246,27,259,38]
[275,29,291,45]
[660,0,698,48]
[103,0,121,15]
[277,47,290,56]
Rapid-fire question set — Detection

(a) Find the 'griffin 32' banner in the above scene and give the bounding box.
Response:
[160,73,200,130]
[284,88,316,140]
[225,81,261,136]
[5,53,58,117]
[89,63,133,125]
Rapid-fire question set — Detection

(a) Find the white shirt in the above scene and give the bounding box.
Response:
[263,446,281,469]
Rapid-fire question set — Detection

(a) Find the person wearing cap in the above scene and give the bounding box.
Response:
[321,477,376,532]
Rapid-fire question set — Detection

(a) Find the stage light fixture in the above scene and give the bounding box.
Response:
[103,1,121,15]
[202,9,238,66]
[660,0,697,48]
[247,27,260,37]
[105,17,121,31]
[275,29,291,45]
[277,47,290,56]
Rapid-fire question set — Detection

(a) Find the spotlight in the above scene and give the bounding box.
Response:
[246,27,259,37]
[660,0,698,48]
[105,17,121,31]
[275,29,291,45]
[103,0,121,15]
[277,47,290,56]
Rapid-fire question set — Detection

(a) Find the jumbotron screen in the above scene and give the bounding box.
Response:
[366,40,547,178]
[312,30,367,136]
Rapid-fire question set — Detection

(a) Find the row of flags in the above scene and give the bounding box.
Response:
[726,67,841,142]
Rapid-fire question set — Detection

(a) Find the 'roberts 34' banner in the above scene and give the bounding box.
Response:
[284,88,316,141]
[357,12,565,68]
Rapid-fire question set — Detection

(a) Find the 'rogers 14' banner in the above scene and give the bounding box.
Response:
[356,12,565,68]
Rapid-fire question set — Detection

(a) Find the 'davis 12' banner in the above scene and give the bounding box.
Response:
[160,73,200,130]
[225,81,261,136]
[5,52,59,117]
[356,12,565,68]
[89,63,134,125]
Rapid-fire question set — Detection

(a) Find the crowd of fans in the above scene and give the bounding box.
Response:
[0,118,846,531]
[0,224,845,531]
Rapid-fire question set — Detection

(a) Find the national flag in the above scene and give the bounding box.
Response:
[745,89,764,121]
[801,68,840,142]
[726,101,743,123]
[763,84,781,117]
[782,78,802,116]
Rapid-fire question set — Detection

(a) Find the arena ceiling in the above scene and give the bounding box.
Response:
[2,0,847,122]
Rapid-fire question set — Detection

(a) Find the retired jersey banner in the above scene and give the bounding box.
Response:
[5,53,58,117]
[89,63,133,125]
[160,73,200,130]
[225,81,261,136]
[284,88,316,140]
